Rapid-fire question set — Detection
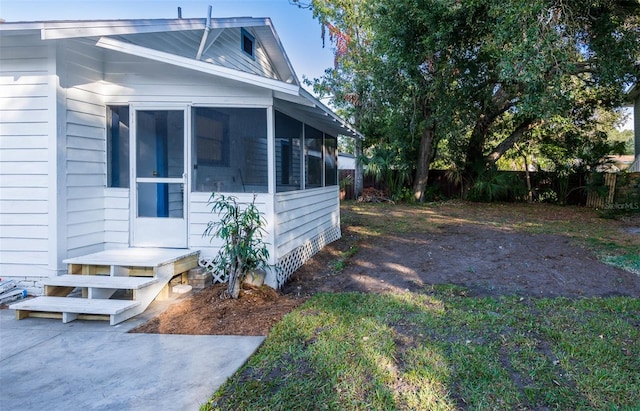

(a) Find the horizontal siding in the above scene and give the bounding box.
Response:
[275,187,340,258]
[0,199,48,214]
[104,188,129,248]
[0,33,52,273]
[0,251,49,265]
[189,192,273,259]
[203,28,278,80]
[60,40,107,255]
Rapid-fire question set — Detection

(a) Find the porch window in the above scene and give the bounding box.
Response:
[192,107,267,193]
[324,134,338,186]
[106,105,130,188]
[275,111,303,192]
[304,125,324,188]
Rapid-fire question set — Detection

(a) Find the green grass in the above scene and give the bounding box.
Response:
[205,291,640,410]
[202,202,640,410]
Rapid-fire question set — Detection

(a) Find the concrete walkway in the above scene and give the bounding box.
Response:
[0,301,264,411]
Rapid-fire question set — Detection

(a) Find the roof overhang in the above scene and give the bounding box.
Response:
[0,18,266,39]
[626,83,639,105]
[274,91,363,139]
[0,17,361,139]
[96,36,299,95]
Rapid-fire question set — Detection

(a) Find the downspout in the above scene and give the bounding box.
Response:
[196,5,212,60]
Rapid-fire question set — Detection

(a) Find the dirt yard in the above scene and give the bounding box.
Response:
[131,202,640,336]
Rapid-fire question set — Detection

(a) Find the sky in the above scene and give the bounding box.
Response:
[0,0,634,130]
[0,0,335,97]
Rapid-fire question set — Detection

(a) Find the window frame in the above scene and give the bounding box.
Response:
[241,28,255,59]
[106,105,130,188]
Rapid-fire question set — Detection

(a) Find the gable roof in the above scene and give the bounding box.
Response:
[0,17,362,138]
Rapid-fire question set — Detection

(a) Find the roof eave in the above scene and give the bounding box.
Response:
[96,36,299,96]
[299,88,363,139]
[0,17,272,40]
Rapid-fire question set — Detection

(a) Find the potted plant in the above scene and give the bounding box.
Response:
[203,193,270,299]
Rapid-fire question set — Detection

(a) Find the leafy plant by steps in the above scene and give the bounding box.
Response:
[203,193,270,299]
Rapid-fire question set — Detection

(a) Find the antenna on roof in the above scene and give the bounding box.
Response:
[178,7,182,19]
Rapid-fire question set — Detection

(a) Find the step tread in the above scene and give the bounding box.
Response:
[63,248,199,268]
[10,296,140,315]
[43,275,158,290]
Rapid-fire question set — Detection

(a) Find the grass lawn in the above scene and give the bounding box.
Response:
[203,202,640,410]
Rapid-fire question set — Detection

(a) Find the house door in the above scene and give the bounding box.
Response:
[131,108,188,248]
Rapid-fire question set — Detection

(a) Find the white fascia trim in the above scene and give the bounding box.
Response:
[96,36,299,96]
[37,17,270,40]
[263,18,300,86]
[299,88,363,139]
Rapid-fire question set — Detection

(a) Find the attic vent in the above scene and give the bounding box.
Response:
[241,28,255,59]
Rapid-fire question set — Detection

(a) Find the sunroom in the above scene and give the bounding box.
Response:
[105,97,352,288]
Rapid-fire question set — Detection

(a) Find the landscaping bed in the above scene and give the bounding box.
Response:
[132,202,640,336]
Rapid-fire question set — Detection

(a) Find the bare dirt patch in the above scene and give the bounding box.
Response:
[131,203,640,336]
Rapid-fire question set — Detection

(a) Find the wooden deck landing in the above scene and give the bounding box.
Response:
[63,248,199,268]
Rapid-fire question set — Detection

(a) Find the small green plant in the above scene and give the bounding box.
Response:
[203,193,270,299]
[329,246,359,273]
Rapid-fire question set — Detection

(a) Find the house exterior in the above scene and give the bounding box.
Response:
[0,17,361,293]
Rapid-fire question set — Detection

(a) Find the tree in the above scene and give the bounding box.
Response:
[293,0,640,200]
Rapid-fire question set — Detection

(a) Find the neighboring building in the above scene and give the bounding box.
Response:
[0,17,361,295]
[338,153,356,171]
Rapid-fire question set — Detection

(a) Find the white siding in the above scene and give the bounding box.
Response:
[202,28,279,80]
[274,187,340,259]
[104,188,129,248]
[189,192,274,261]
[102,50,273,104]
[0,33,54,276]
[58,40,107,258]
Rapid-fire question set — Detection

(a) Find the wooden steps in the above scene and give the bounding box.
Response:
[13,297,141,325]
[44,275,158,289]
[10,248,199,325]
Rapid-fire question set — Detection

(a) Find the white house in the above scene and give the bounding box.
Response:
[0,16,360,323]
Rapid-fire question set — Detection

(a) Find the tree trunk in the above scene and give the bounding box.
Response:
[463,114,492,183]
[523,152,533,203]
[413,117,435,202]
[228,256,243,299]
[354,138,364,199]
[463,84,517,185]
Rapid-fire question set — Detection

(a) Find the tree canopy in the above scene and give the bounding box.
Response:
[293,0,640,201]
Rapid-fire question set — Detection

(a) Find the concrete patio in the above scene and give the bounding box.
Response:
[0,300,264,410]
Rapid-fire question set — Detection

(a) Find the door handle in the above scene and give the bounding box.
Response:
[152,171,159,177]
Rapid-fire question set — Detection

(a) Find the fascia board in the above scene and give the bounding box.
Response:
[96,36,299,96]
[299,88,363,139]
[37,17,269,40]
[263,19,300,86]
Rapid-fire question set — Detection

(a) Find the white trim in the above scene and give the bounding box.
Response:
[266,106,277,265]
[0,17,271,39]
[96,37,300,96]
[48,41,66,274]
[129,105,190,248]
[299,88,363,139]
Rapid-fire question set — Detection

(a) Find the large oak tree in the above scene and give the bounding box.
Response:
[294,0,639,200]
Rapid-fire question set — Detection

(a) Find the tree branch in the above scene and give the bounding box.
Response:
[486,119,541,163]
